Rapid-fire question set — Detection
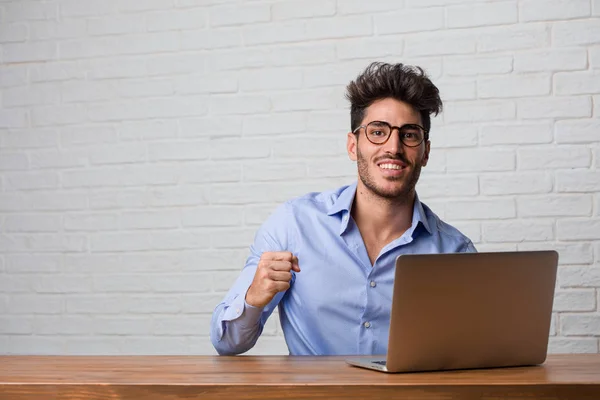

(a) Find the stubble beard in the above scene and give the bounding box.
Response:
[356,147,422,202]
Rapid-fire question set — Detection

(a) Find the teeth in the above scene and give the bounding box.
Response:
[380,163,403,170]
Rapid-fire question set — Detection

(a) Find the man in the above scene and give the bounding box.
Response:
[210,62,476,356]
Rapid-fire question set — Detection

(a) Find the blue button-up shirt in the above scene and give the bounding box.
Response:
[210,182,476,356]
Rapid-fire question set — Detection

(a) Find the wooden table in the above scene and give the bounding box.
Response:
[1,355,599,399]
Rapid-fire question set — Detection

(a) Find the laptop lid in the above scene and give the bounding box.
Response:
[386,250,558,373]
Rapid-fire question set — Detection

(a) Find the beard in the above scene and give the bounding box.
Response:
[356,147,422,201]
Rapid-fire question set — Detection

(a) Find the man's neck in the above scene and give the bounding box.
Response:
[351,181,416,245]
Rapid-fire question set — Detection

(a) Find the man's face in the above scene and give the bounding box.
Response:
[346,98,430,200]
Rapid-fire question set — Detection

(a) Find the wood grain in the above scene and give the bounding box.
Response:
[1,354,599,399]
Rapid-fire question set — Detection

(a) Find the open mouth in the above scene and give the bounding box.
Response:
[379,163,406,171]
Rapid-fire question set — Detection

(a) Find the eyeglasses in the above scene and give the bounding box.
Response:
[352,121,429,147]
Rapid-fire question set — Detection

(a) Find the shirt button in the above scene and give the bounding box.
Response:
[370,281,376,288]
[236,308,240,314]
[364,321,371,328]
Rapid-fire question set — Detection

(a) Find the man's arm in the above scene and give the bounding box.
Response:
[209,202,297,355]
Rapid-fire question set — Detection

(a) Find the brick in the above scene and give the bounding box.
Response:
[206,48,266,72]
[5,1,58,21]
[89,187,208,209]
[60,125,118,147]
[210,138,270,159]
[0,193,26,212]
[6,335,64,354]
[148,141,209,162]
[61,80,114,103]
[122,337,189,354]
[0,153,28,171]
[180,116,242,139]
[120,120,178,141]
[210,95,270,115]
[306,16,373,40]
[595,95,600,117]
[240,68,303,92]
[406,0,476,6]
[482,220,554,242]
[4,215,62,233]
[30,20,86,40]
[244,162,307,182]
[180,162,241,184]
[243,112,306,136]
[416,175,479,197]
[429,125,478,148]
[520,0,590,22]
[244,205,277,226]
[31,104,87,127]
[558,219,600,241]
[6,254,62,273]
[595,0,600,15]
[93,274,152,292]
[2,128,57,150]
[558,266,600,288]
[60,0,117,17]
[406,31,476,56]
[182,207,243,227]
[0,317,34,334]
[178,249,248,272]
[447,2,517,28]
[445,199,516,220]
[548,338,598,353]
[126,296,181,313]
[517,96,591,119]
[272,137,342,159]
[181,293,225,313]
[0,66,28,88]
[5,171,59,191]
[338,0,402,14]
[0,23,28,42]
[30,150,87,169]
[561,314,600,336]
[444,55,513,76]
[0,274,33,293]
[444,100,515,123]
[64,213,119,232]
[208,182,319,205]
[28,191,88,211]
[87,15,146,36]
[436,79,476,101]
[243,21,306,45]
[556,170,600,192]
[553,19,600,46]
[91,231,211,252]
[89,144,147,165]
[554,290,597,312]
[65,337,121,355]
[514,49,588,72]
[518,242,594,265]
[274,0,335,19]
[0,109,28,128]
[9,295,65,314]
[518,146,591,170]
[336,37,404,61]
[480,122,553,145]
[89,96,209,121]
[63,165,180,188]
[447,149,515,172]
[271,88,340,112]
[518,195,592,217]
[376,8,444,34]
[478,25,549,52]
[210,4,270,27]
[480,173,552,196]
[181,28,242,50]
[591,46,600,69]
[65,295,124,314]
[120,210,180,230]
[555,120,600,144]
[306,158,356,179]
[117,0,173,12]
[146,53,206,76]
[478,73,550,98]
[32,275,92,293]
[93,317,154,335]
[211,229,256,249]
[147,8,207,31]
[555,71,600,95]
[3,83,63,107]
[154,315,211,335]
[175,73,237,95]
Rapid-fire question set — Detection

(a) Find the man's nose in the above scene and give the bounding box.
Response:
[382,129,404,155]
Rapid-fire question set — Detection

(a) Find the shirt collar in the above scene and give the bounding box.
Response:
[327,181,433,236]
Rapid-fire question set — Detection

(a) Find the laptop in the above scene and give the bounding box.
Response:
[346,250,559,373]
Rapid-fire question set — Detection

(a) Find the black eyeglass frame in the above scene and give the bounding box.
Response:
[352,121,429,147]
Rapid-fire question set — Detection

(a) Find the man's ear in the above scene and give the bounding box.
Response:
[422,140,431,166]
[347,132,357,161]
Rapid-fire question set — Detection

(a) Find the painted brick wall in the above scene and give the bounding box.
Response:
[1,0,599,355]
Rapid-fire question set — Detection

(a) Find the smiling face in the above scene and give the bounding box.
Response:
[347,97,430,201]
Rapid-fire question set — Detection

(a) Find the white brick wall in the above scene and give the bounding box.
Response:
[0,0,598,356]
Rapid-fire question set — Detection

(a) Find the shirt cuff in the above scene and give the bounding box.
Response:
[222,290,264,328]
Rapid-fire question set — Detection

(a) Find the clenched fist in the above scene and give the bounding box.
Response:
[245,251,300,308]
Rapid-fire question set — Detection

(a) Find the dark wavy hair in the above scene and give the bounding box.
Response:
[346,62,442,135]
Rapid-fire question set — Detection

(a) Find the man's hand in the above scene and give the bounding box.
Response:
[245,251,300,308]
